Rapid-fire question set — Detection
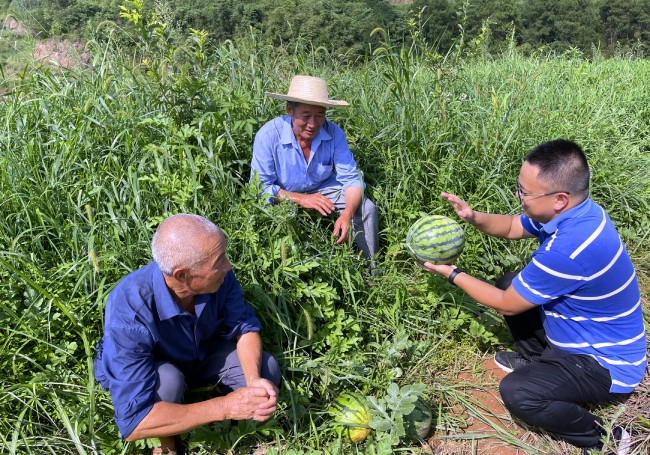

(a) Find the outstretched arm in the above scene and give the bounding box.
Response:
[441,192,533,240]
[420,262,536,316]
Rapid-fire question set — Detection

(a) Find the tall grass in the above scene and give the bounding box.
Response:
[0,11,648,454]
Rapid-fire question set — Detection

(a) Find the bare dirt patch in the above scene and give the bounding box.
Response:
[456,359,523,455]
[4,16,28,36]
[32,38,91,68]
[3,16,91,68]
[426,356,530,455]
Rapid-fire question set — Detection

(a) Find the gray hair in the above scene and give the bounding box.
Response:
[151,214,223,276]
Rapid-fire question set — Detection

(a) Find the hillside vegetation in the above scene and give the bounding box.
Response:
[2,0,650,62]
[0,1,648,454]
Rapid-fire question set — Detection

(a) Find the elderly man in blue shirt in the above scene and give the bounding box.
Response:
[94,214,281,454]
[250,75,379,262]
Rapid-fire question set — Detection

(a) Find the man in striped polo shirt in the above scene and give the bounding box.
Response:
[423,139,646,454]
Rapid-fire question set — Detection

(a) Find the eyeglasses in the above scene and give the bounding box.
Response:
[516,177,570,199]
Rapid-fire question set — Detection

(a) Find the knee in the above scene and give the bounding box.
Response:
[262,353,282,388]
[499,373,537,419]
[155,362,186,403]
[365,198,378,214]
[494,271,519,290]
[359,198,378,220]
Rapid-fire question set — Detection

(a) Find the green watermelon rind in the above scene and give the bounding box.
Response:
[329,392,372,443]
[405,398,433,440]
[406,215,465,265]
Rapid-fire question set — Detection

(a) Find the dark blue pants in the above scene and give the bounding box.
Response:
[496,272,629,448]
[154,338,281,404]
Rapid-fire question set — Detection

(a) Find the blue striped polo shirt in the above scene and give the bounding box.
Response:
[512,197,646,393]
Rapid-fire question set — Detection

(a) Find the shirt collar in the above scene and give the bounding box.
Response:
[152,263,185,320]
[541,197,592,233]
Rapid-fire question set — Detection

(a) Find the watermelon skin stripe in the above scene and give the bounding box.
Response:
[329,392,372,442]
[406,215,465,265]
[411,236,465,249]
[410,238,465,254]
[330,393,369,416]
[411,246,463,261]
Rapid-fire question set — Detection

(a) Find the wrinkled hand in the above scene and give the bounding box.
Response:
[440,192,475,224]
[333,212,352,244]
[248,378,279,400]
[296,193,335,217]
[222,385,277,422]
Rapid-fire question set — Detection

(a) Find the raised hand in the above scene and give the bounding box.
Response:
[440,192,475,224]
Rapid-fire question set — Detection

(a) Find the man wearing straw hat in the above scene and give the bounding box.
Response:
[251,75,379,264]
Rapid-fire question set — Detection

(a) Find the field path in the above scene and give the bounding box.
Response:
[427,356,542,454]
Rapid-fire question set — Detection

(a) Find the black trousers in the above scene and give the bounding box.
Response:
[496,272,629,448]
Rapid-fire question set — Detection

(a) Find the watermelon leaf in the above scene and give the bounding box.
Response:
[367,382,428,446]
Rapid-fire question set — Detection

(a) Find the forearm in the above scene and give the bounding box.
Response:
[452,273,510,313]
[468,211,524,239]
[277,189,305,205]
[451,272,535,316]
[237,332,263,385]
[341,186,362,218]
[127,399,227,441]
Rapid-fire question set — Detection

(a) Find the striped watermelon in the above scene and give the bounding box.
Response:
[405,398,432,440]
[328,391,372,443]
[406,215,465,265]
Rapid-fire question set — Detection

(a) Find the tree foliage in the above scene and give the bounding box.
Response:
[5,0,650,58]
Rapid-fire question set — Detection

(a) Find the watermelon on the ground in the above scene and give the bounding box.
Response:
[328,391,373,443]
[405,398,433,440]
[406,215,465,265]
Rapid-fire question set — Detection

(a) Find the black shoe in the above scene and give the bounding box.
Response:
[174,435,187,455]
[493,351,530,373]
[582,425,631,455]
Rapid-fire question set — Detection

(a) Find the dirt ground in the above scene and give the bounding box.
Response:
[426,357,531,455]
[3,17,91,68]
[454,359,522,455]
[424,351,650,455]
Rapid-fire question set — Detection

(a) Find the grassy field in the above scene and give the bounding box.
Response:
[0,7,648,455]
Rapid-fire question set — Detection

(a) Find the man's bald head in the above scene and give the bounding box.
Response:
[151,214,223,276]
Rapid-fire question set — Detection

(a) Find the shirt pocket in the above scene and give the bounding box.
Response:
[310,162,333,182]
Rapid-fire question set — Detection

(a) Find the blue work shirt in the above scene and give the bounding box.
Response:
[513,198,646,393]
[250,115,364,198]
[94,262,261,438]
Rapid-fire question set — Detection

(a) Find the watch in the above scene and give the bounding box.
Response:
[447,267,466,285]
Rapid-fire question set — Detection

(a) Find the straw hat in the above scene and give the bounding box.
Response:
[266,75,349,108]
